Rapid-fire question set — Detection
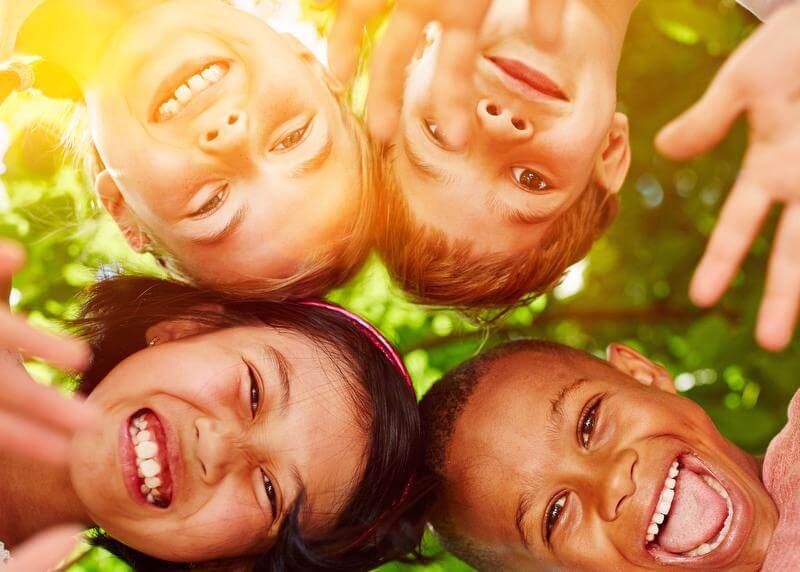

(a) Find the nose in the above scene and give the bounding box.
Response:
[198,109,249,155]
[596,448,638,521]
[195,416,239,485]
[476,99,534,143]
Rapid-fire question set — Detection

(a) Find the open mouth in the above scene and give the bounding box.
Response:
[127,409,173,508]
[152,60,229,123]
[485,56,569,102]
[645,454,733,559]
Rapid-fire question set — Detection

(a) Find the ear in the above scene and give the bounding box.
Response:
[144,304,226,346]
[95,170,151,253]
[280,32,345,94]
[606,343,676,394]
[592,112,631,195]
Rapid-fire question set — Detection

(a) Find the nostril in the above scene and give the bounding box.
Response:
[206,130,219,142]
[512,118,527,131]
[486,104,501,116]
[227,113,239,125]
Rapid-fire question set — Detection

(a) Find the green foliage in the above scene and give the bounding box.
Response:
[0,1,796,571]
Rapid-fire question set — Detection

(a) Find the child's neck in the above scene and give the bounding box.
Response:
[0,451,89,547]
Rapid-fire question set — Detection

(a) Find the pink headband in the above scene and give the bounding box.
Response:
[300,300,414,395]
[300,300,416,547]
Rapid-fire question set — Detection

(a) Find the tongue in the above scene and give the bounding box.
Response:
[658,469,727,553]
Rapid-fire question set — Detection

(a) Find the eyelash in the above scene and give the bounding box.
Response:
[273,121,311,152]
[512,167,550,193]
[578,397,602,448]
[543,397,603,543]
[192,183,229,218]
[247,362,278,517]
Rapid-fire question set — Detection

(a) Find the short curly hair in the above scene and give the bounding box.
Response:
[376,154,619,309]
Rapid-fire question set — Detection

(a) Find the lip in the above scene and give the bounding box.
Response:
[484,56,569,102]
[149,57,231,123]
[118,408,182,510]
[639,451,753,568]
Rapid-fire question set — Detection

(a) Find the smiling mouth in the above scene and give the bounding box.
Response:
[486,56,569,102]
[153,61,229,123]
[645,454,734,559]
[128,409,173,508]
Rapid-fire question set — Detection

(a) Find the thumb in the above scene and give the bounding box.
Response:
[655,68,744,161]
[7,524,84,571]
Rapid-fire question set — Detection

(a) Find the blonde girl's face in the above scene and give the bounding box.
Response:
[86,0,362,287]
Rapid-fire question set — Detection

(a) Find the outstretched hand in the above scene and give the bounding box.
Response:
[5,524,83,571]
[0,240,96,464]
[327,0,566,145]
[656,3,800,351]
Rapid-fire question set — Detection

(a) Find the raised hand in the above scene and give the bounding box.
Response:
[656,2,800,351]
[5,524,83,571]
[327,0,566,146]
[0,241,95,463]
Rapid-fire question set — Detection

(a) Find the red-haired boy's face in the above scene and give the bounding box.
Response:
[390,0,630,254]
[438,345,777,571]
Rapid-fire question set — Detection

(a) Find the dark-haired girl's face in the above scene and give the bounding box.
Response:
[69,325,367,562]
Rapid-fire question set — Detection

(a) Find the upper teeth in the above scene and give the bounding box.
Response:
[646,460,679,543]
[157,63,226,122]
[645,460,734,558]
[129,414,166,506]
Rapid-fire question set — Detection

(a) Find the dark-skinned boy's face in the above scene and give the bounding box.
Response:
[437,345,777,571]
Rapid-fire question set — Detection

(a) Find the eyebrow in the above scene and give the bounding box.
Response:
[190,205,248,246]
[516,492,534,550]
[502,205,557,225]
[265,345,292,412]
[402,136,454,185]
[290,132,334,178]
[547,377,590,441]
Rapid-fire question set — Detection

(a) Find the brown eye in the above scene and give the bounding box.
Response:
[579,398,602,448]
[545,494,567,542]
[424,119,442,142]
[274,124,309,151]
[512,167,550,192]
[192,184,228,217]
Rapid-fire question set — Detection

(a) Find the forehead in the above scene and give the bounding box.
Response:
[441,352,605,543]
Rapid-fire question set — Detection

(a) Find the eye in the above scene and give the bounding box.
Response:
[512,167,550,193]
[423,119,450,148]
[261,470,277,516]
[247,361,260,418]
[273,122,310,151]
[192,183,228,218]
[579,397,602,448]
[545,494,567,542]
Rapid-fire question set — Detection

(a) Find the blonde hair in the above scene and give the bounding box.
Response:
[60,79,378,299]
[376,155,619,309]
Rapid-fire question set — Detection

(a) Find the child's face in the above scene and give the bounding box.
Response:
[438,345,777,571]
[86,0,361,286]
[391,0,629,255]
[70,324,367,563]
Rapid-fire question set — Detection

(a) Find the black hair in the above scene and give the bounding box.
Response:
[417,340,593,571]
[69,275,430,571]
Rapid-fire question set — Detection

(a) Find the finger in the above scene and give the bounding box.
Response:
[529,0,567,46]
[0,309,90,372]
[0,349,98,433]
[0,240,25,278]
[366,8,426,140]
[756,203,800,351]
[690,178,772,307]
[430,0,491,148]
[7,524,83,571]
[0,410,75,464]
[328,0,385,83]
[655,66,745,161]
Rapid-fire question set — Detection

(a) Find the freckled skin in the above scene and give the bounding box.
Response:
[437,346,777,571]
